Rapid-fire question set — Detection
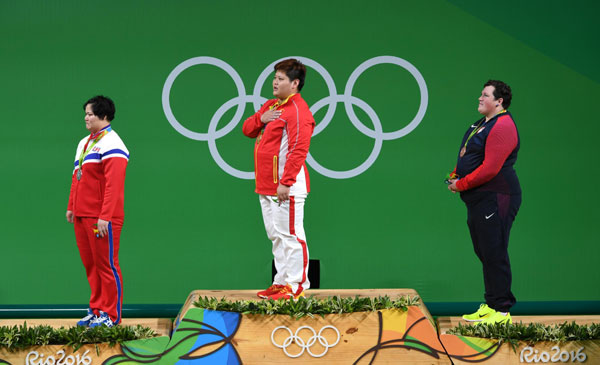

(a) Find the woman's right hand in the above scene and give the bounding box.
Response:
[261,109,282,124]
[447,179,459,193]
[66,210,74,223]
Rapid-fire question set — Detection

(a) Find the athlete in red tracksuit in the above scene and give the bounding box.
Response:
[243,59,315,300]
[66,96,128,327]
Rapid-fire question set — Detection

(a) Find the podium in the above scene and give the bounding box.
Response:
[1,289,599,364]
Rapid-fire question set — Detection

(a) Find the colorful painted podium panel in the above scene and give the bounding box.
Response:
[439,335,600,364]
[438,315,600,364]
[166,306,450,364]
[0,337,171,365]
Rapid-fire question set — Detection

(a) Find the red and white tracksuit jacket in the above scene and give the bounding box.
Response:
[242,93,314,196]
[243,93,315,294]
[67,125,128,324]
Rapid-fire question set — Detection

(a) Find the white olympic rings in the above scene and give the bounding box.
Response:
[162,56,428,179]
[271,325,341,358]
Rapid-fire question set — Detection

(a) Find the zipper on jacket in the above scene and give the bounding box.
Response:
[273,155,278,184]
[254,130,263,183]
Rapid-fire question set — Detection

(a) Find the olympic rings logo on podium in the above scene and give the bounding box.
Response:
[162,56,428,179]
[271,325,341,358]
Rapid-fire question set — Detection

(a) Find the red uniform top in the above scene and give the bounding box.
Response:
[243,93,315,196]
[67,126,129,222]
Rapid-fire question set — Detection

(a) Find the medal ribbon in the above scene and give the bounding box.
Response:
[462,119,485,151]
[78,125,111,171]
[462,110,506,151]
[269,93,295,111]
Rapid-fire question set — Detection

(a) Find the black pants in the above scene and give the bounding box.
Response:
[466,192,521,312]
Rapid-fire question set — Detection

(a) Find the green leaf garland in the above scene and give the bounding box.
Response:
[193,295,420,318]
[0,323,155,352]
[447,322,600,348]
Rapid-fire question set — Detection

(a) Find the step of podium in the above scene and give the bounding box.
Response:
[187,288,422,301]
[172,288,453,364]
[0,318,172,337]
[177,288,433,326]
[437,315,600,334]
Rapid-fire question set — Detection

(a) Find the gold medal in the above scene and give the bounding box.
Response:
[460,146,466,157]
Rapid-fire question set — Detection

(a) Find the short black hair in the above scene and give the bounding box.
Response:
[83,95,115,121]
[274,59,306,91]
[484,80,512,109]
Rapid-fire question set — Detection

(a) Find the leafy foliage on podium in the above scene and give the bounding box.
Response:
[0,323,155,352]
[193,295,420,319]
[447,321,600,348]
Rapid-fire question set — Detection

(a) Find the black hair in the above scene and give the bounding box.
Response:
[484,80,512,109]
[83,95,115,121]
[274,59,306,91]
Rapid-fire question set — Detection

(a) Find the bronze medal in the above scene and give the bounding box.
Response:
[460,146,466,157]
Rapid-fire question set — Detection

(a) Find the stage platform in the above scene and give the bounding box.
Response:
[190,288,420,300]
[177,288,433,322]
[437,315,600,334]
[0,317,172,337]
[1,290,599,364]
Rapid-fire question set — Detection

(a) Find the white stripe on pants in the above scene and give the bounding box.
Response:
[259,194,310,294]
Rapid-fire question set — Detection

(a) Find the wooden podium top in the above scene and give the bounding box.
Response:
[190,288,420,301]
[179,288,434,326]
[437,315,600,334]
[0,318,172,337]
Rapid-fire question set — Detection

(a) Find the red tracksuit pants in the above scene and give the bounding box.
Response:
[74,217,123,324]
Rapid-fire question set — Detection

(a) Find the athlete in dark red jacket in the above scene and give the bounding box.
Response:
[448,80,521,326]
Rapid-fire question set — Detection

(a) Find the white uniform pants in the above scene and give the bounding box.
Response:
[259,194,310,294]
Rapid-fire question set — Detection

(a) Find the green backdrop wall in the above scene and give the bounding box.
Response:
[1,0,599,307]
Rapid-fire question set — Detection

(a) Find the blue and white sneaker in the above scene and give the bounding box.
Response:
[77,308,97,327]
[88,311,116,328]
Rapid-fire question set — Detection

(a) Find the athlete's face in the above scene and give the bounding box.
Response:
[478,86,502,117]
[84,104,107,134]
[273,70,299,100]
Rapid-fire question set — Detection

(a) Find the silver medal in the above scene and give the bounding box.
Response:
[76,169,82,181]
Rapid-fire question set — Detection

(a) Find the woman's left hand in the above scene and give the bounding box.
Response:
[448,179,459,193]
[97,219,109,237]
